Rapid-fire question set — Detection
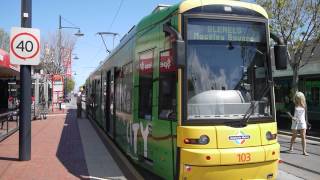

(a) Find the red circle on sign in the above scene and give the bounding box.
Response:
[10,32,40,60]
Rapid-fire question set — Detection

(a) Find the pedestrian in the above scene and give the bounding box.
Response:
[77,88,83,118]
[287,91,310,156]
[40,96,47,120]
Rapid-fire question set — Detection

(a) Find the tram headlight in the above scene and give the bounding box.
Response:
[184,135,210,145]
[266,131,277,140]
[199,135,210,144]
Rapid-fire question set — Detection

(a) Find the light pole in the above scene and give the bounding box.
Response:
[58,15,84,102]
[97,32,118,54]
[19,0,32,161]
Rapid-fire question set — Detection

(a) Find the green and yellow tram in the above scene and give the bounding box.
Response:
[85,0,287,179]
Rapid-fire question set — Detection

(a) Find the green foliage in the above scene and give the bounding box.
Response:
[257,0,320,91]
[66,78,75,94]
[0,28,10,51]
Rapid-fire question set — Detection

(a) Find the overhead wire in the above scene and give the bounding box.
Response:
[108,0,124,31]
[97,0,124,55]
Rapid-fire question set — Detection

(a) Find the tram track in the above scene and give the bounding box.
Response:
[278,138,320,157]
[281,160,320,176]
[279,143,320,157]
[278,135,320,176]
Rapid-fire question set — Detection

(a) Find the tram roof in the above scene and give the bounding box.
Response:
[87,0,268,80]
[136,0,268,32]
[178,0,268,18]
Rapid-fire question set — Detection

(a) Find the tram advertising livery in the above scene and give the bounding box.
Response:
[85,0,287,180]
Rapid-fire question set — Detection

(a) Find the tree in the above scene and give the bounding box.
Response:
[40,31,76,75]
[257,0,320,93]
[0,28,10,51]
[66,78,75,94]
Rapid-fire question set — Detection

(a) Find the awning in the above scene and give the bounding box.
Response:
[273,62,320,78]
[0,49,20,79]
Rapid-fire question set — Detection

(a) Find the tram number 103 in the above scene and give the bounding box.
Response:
[237,153,251,162]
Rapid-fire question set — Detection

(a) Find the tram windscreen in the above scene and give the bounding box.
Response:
[187,18,271,122]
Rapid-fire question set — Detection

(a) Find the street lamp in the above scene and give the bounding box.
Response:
[96,32,119,53]
[71,55,79,76]
[73,55,79,60]
[58,15,84,102]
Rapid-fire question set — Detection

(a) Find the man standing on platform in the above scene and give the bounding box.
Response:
[77,87,83,118]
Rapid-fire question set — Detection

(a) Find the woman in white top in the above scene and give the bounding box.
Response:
[289,92,309,156]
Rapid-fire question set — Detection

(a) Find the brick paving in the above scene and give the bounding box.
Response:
[0,109,89,180]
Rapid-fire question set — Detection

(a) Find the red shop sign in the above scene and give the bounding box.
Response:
[139,50,153,74]
[139,58,153,74]
[160,49,176,72]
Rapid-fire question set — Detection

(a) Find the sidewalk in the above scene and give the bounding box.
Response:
[0,109,125,180]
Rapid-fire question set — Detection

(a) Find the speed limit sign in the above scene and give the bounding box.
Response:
[10,27,40,65]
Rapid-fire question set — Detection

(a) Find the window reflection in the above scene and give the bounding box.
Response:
[187,19,271,121]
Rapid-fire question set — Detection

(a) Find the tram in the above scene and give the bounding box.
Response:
[85,0,287,179]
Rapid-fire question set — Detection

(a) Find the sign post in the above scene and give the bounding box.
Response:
[10,0,39,161]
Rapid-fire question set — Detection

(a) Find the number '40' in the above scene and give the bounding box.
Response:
[16,40,33,52]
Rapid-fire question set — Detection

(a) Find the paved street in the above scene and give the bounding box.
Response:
[277,134,320,180]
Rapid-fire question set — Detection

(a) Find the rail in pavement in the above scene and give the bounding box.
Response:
[279,130,320,142]
[278,134,320,180]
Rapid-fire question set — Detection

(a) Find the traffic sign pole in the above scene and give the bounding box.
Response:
[19,0,32,161]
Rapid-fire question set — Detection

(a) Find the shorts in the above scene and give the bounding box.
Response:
[291,121,307,130]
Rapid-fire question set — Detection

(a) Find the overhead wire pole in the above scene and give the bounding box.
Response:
[19,0,32,161]
[97,33,110,54]
[96,32,118,54]
[96,0,122,54]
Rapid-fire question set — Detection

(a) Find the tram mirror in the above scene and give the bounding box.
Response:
[274,45,288,70]
[163,23,185,67]
[173,40,185,67]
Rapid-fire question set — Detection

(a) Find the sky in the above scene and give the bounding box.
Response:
[0,0,182,89]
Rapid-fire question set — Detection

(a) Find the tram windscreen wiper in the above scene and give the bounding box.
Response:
[241,81,273,126]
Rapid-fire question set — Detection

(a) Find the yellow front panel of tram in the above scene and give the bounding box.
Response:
[215,124,262,148]
[180,160,278,180]
[177,123,280,180]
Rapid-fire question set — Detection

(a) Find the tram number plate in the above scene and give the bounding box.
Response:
[237,153,251,162]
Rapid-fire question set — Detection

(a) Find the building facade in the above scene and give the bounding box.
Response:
[273,45,320,124]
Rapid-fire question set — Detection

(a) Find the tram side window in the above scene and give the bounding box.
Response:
[138,50,154,120]
[159,49,177,120]
[121,62,133,113]
[115,70,122,112]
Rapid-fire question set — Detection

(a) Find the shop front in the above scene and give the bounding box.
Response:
[0,48,20,141]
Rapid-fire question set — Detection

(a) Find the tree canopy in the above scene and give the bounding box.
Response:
[257,0,320,92]
[66,78,75,94]
[0,28,10,52]
[40,31,76,75]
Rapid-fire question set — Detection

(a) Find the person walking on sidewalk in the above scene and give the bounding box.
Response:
[77,88,83,118]
[287,91,310,156]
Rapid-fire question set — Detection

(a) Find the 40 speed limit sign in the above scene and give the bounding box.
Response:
[10,27,40,65]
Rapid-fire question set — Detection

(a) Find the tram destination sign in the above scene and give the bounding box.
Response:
[10,27,41,65]
[188,20,265,43]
